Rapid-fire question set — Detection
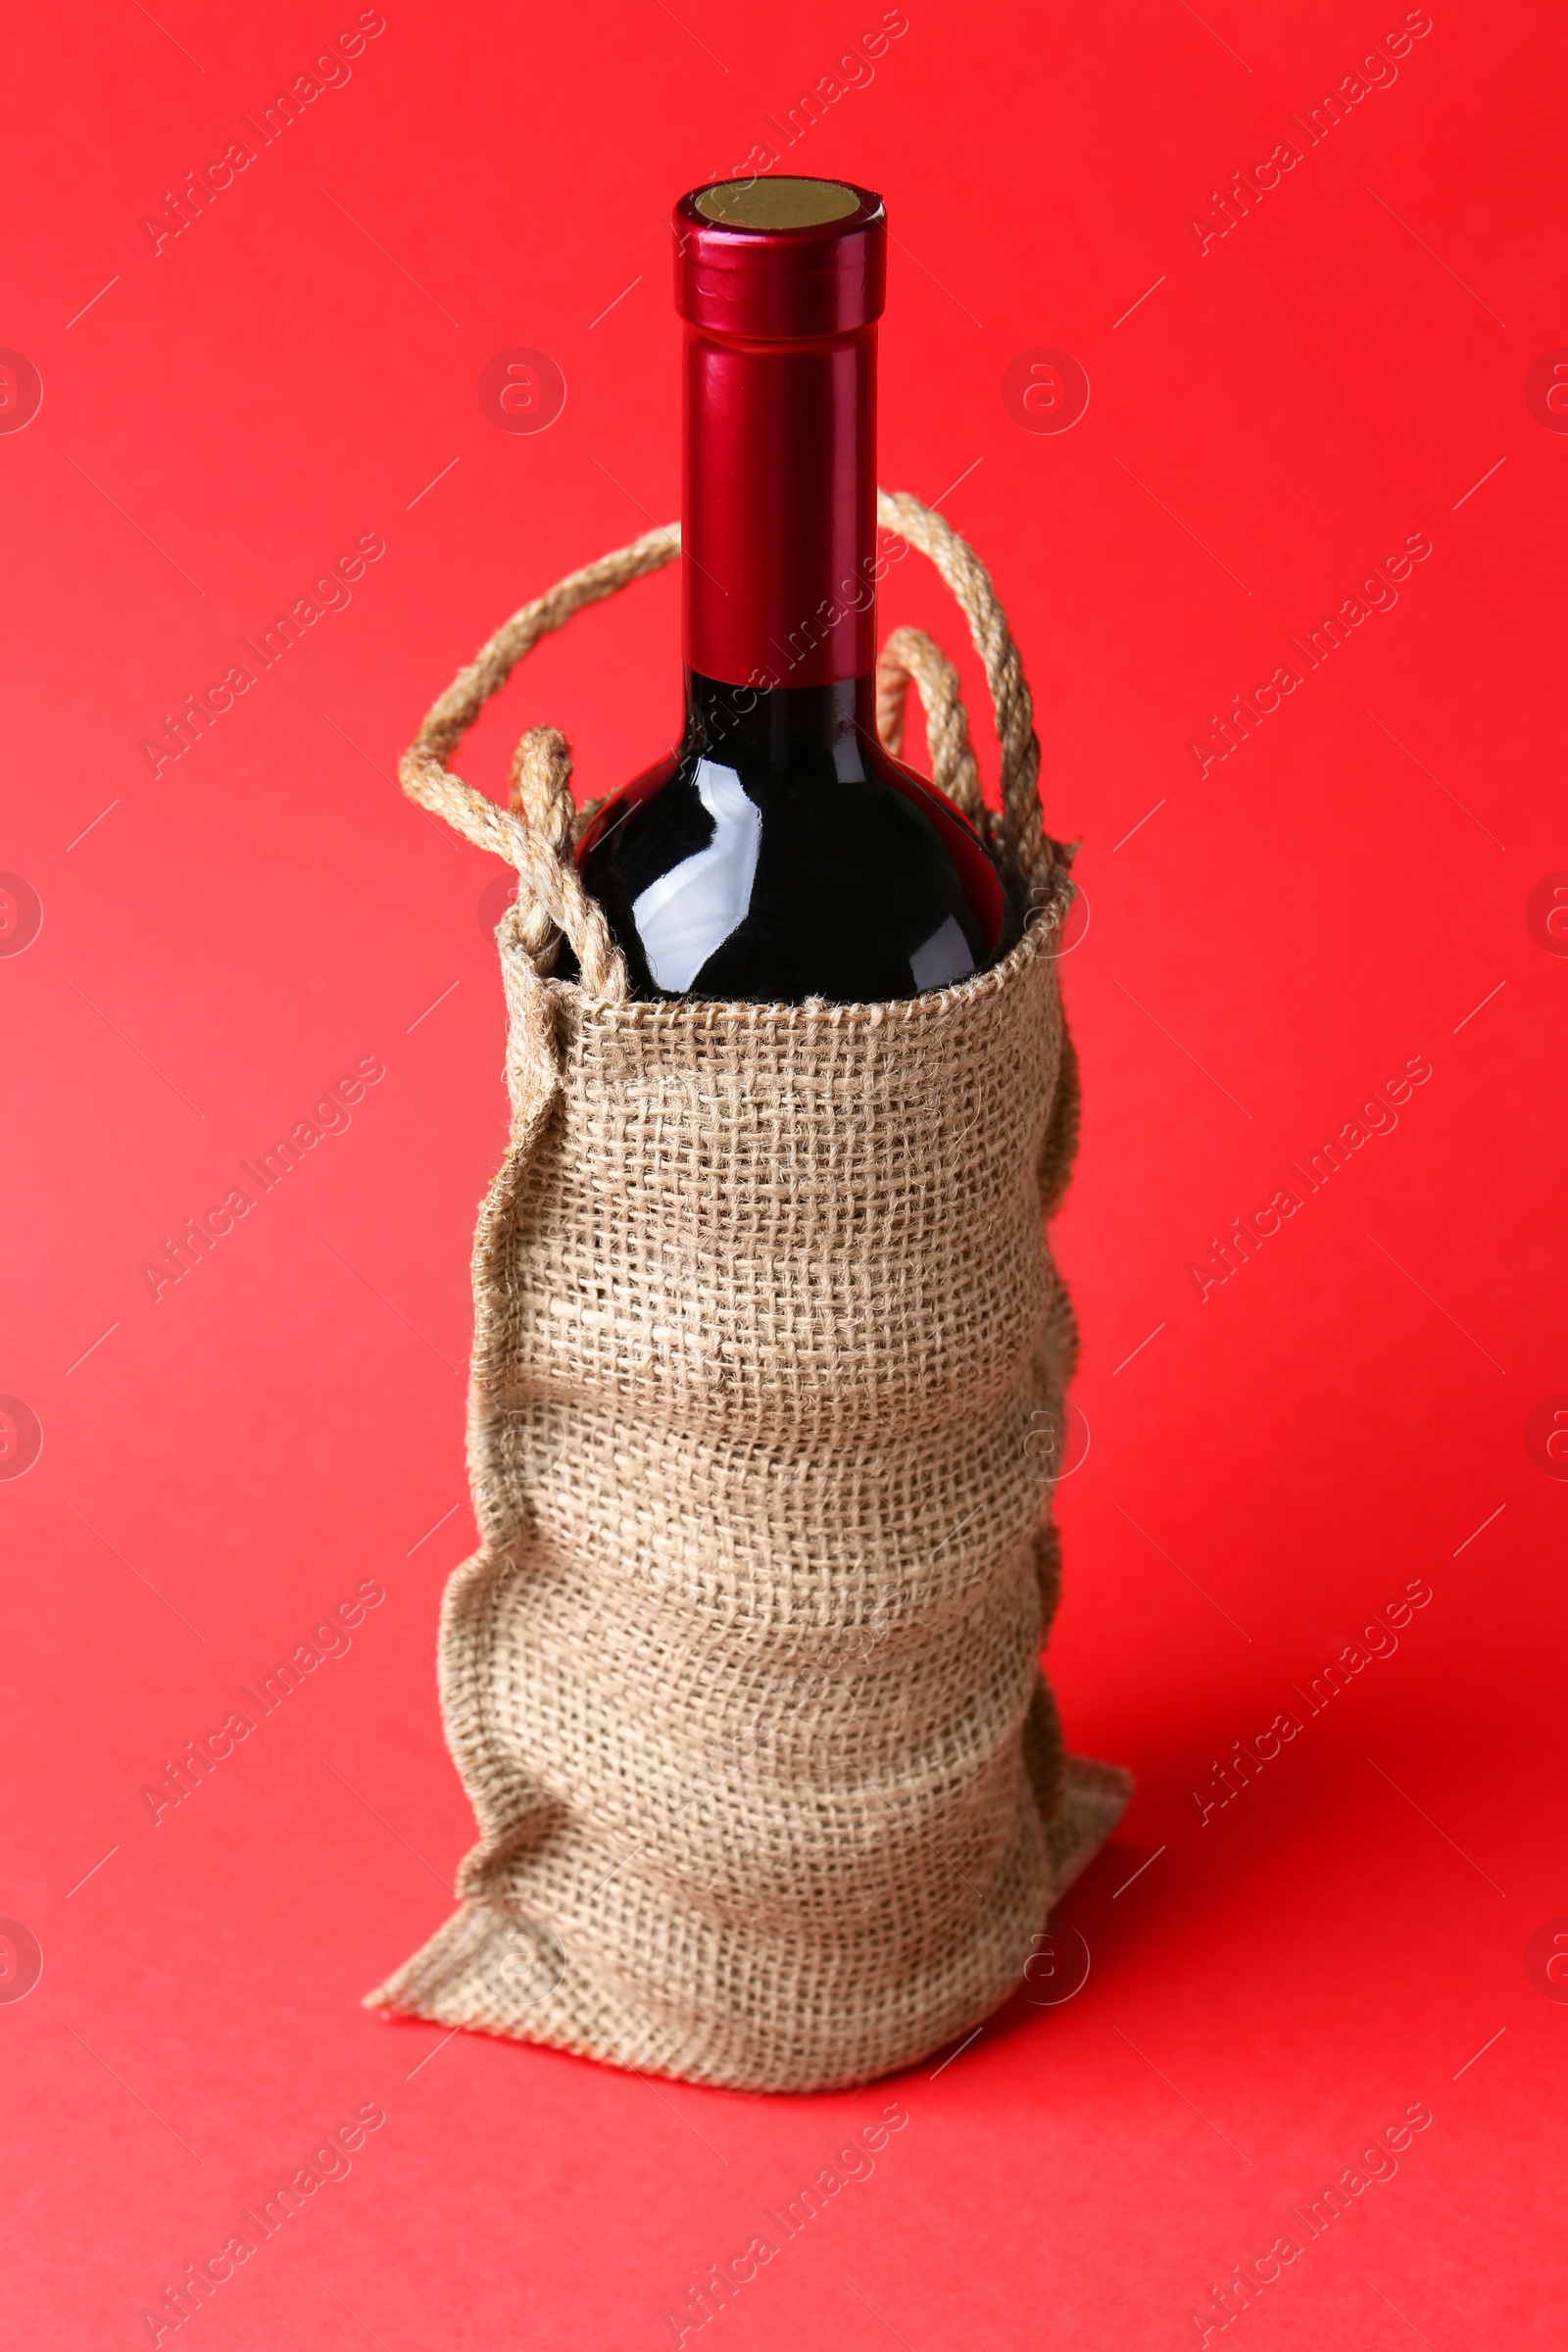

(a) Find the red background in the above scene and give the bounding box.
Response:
[3,1,1563,2344]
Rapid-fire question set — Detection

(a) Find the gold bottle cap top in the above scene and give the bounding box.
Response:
[693,177,861,230]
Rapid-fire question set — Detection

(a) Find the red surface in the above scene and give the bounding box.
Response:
[2,2,1563,2345]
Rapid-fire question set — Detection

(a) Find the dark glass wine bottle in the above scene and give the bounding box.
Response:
[574,175,1015,1004]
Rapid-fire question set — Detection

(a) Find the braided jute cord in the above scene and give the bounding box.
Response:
[399,490,1049,1004]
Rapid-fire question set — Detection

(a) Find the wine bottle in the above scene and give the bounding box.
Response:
[573,176,1016,1004]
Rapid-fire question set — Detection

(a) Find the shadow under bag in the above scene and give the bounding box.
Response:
[368,492,1131,2091]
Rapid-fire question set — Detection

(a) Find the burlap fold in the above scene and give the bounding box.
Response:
[368,494,1130,2090]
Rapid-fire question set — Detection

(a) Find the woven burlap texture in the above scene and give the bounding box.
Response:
[368,493,1131,2091]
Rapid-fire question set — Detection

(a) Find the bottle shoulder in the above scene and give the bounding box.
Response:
[573,719,1014,1003]
[578,735,987,864]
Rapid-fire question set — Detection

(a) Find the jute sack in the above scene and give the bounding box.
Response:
[368,492,1131,2092]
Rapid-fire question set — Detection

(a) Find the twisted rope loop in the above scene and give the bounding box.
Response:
[874,625,984,829]
[400,497,1047,1001]
[874,490,1048,887]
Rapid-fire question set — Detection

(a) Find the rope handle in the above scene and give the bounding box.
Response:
[875,624,983,829]
[399,493,1048,1004]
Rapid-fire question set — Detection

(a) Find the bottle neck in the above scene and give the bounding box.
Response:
[682,321,877,692]
[682,669,875,766]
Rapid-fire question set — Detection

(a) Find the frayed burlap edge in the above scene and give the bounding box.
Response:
[368,1756,1129,2087]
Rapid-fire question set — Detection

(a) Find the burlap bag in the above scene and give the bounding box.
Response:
[368,492,1131,2091]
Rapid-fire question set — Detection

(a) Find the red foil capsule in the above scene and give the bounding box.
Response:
[673,179,887,691]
